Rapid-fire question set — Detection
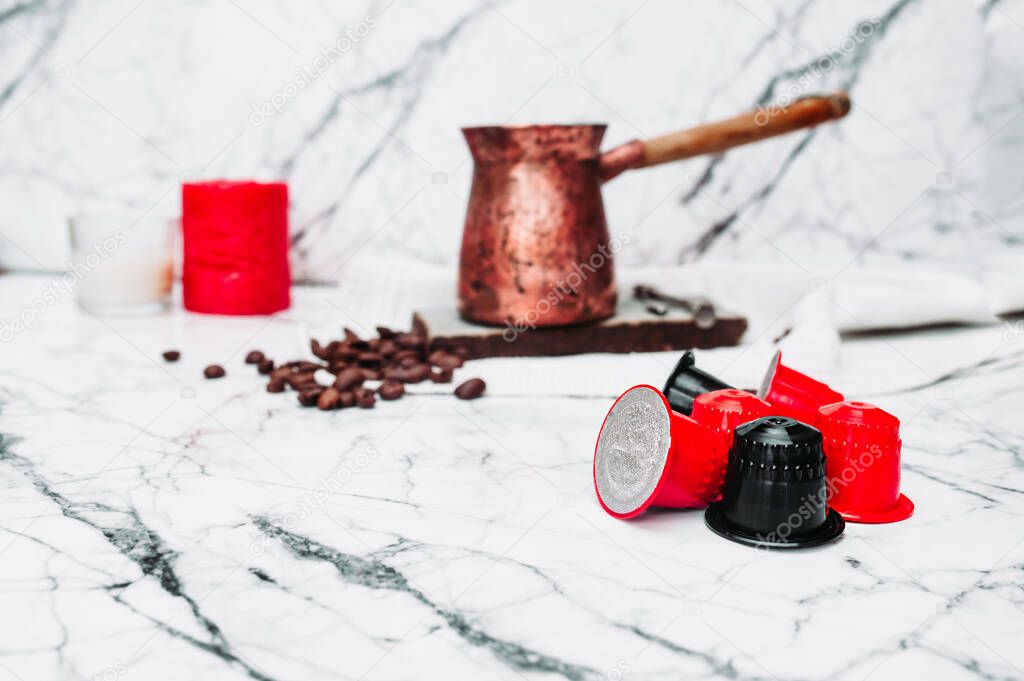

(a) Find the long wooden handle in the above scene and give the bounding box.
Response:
[599,92,850,182]
[645,92,849,165]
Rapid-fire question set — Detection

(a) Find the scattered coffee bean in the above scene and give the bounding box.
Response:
[354,386,376,408]
[162,350,181,362]
[204,364,226,379]
[286,372,316,390]
[378,380,405,400]
[429,350,463,370]
[454,378,486,400]
[357,352,384,367]
[429,367,453,384]
[386,364,429,384]
[255,326,478,412]
[333,367,365,391]
[297,387,323,407]
[245,350,265,364]
[334,348,359,362]
[317,388,342,410]
[287,360,325,373]
[395,332,424,349]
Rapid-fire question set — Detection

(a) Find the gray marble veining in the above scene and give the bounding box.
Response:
[0,273,1021,680]
[0,0,1022,285]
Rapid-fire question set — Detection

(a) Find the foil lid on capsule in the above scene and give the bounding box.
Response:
[593,385,725,518]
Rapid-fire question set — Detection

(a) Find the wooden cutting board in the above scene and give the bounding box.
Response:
[414,298,746,359]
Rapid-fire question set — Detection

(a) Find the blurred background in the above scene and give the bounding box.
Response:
[2,0,1022,297]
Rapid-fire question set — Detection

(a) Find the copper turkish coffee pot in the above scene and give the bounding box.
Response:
[459,92,850,327]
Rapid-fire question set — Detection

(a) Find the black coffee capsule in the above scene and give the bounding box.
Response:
[705,416,845,549]
[663,351,732,416]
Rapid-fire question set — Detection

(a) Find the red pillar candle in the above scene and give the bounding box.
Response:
[182,180,291,315]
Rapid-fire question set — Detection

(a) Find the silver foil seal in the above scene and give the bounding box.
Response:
[595,387,671,515]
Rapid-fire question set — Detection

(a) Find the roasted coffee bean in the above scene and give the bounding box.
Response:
[429,367,453,384]
[354,387,376,409]
[357,352,384,367]
[392,349,420,363]
[333,368,365,391]
[297,388,323,407]
[454,378,486,400]
[162,350,181,362]
[384,365,427,384]
[317,388,342,410]
[286,372,316,389]
[281,360,319,373]
[245,350,265,364]
[261,326,483,411]
[204,365,226,379]
[401,364,430,383]
[334,347,360,362]
[395,333,424,349]
[429,350,463,370]
[378,380,405,400]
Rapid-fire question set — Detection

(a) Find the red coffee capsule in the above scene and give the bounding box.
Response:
[690,388,772,500]
[758,350,844,426]
[692,389,773,446]
[818,400,914,523]
[593,385,726,518]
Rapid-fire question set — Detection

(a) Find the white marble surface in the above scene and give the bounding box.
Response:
[0,272,1023,680]
[1,0,1023,284]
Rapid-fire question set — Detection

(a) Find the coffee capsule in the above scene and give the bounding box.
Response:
[818,401,914,523]
[758,351,844,425]
[690,389,772,501]
[593,385,726,518]
[705,416,845,549]
[663,351,732,416]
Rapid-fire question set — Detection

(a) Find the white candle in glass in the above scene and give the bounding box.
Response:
[68,212,175,314]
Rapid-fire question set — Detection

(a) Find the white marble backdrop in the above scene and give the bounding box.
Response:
[1,0,1022,283]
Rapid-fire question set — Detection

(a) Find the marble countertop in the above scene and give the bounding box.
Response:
[1,272,1022,681]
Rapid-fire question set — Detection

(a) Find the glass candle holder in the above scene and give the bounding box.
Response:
[68,212,175,315]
